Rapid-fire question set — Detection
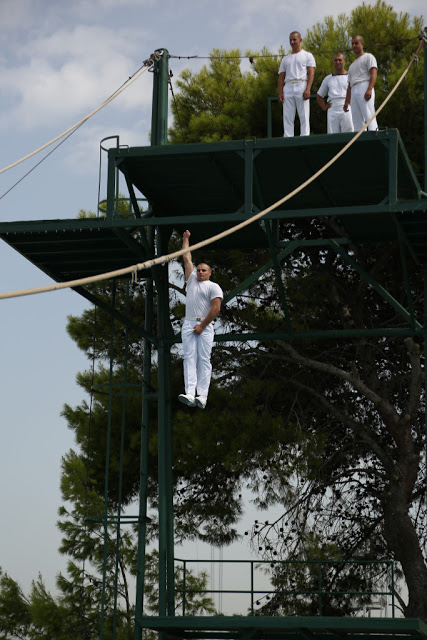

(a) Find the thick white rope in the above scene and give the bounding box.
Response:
[0,42,424,301]
[0,63,152,176]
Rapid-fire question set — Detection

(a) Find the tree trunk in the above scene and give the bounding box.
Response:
[382,483,427,620]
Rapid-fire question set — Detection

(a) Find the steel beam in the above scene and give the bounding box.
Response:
[329,239,423,330]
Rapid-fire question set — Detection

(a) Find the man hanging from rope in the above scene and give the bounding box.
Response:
[178,230,223,409]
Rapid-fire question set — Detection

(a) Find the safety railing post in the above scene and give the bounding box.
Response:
[250,561,254,615]
[182,561,187,616]
[391,561,395,618]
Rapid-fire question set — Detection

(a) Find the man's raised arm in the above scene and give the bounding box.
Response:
[182,230,193,281]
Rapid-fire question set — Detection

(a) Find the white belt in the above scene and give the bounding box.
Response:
[351,79,370,87]
[184,317,214,324]
[286,79,305,84]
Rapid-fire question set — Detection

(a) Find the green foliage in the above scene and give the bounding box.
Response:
[0,568,31,638]
[77,208,97,219]
[169,48,283,142]
[169,2,424,174]
[0,569,89,640]
[305,1,424,169]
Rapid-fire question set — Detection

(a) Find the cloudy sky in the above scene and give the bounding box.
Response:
[0,0,425,604]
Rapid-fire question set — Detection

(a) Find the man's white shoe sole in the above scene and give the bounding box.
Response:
[178,394,196,407]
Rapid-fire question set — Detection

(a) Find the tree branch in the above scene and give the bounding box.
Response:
[275,340,399,428]
[403,337,423,421]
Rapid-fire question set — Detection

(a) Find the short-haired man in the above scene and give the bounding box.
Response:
[178,230,223,409]
[278,31,316,137]
[344,35,378,131]
[316,52,354,134]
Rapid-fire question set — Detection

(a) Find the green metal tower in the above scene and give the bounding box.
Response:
[1,40,427,639]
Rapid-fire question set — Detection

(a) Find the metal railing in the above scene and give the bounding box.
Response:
[175,558,395,617]
[98,135,149,219]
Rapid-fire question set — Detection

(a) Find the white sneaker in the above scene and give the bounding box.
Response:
[178,393,196,407]
[195,396,207,409]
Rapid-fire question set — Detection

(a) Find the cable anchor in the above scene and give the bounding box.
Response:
[147,50,164,72]
[142,58,154,69]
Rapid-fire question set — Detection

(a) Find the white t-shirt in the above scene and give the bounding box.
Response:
[185,271,223,319]
[278,49,316,82]
[317,73,349,108]
[348,53,377,87]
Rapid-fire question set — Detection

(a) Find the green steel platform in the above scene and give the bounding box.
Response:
[0,218,148,283]
[110,129,425,251]
[0,129,426,290]
[115,130,420,215]
[137,615,427,640]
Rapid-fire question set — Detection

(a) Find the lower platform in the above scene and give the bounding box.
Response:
[0,218,148,282]
[137,616,427,640]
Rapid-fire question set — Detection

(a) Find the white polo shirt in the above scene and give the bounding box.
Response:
[348,53,377,87]
[185,271,223,319]
[279,49,316,82]
[317,73,349,109]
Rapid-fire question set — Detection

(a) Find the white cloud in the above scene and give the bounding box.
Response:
[225,0,424,47]
[0,0,156,37]
[0,0,35,33]
[73,0,156,12]
[27,24,137,62]
[0,24,153,132]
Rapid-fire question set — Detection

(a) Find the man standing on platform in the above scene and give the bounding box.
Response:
[178,230,223,410]
[344,35,378,131]
[278,31,316,137]
[316,52,354,133]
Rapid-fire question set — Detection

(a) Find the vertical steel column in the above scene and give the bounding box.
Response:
[424,36,427,193]
[156,229,175,617]
[157,234,176,620]
[422,38,427,547]
[151,48,169,147]
[388,132,398,206]
[151,47,175,618]
[134,48,169,636]
[134,49,169,640]
[244,141,254,215]
[106,149,117,221]
[424,264,427,513]
[112,281,131,640]
[100,281,117,640]
[134,247,154,640]
[267,97,273,138]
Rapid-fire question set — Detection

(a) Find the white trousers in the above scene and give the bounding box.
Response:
[283,82,310,137]
[351,81,378,131]
[182,321,214,397]
[327,106,354,134]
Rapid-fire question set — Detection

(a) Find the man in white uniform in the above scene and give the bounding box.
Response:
[344,35,378,131]
[178,230,223,409]
[316,52,354,134]
[278,31,316,137]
